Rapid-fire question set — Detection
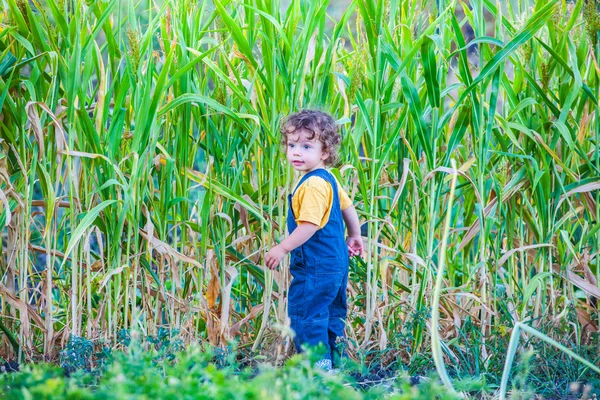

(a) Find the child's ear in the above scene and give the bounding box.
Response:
[321,150,329,161]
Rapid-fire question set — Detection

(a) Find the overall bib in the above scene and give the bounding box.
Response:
[287,168,349,365]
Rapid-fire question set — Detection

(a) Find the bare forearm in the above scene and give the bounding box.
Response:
[280,222,320,252]
[265,222,319,270]
[342,205,361,237]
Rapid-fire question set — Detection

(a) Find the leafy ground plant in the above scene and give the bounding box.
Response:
[2,0,600,396]
[0,344,465,400]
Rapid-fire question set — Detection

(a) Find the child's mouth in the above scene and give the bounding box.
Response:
[292,161,304,166]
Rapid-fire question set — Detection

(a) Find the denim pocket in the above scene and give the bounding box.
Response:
[314,257,345,294]
[290,256,306,276]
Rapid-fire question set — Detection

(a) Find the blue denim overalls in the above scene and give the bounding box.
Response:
[287,168,349,366]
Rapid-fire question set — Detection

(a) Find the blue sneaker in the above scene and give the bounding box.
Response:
[315,359,333,371]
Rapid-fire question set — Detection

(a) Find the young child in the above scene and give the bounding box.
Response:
[265,109,363,370]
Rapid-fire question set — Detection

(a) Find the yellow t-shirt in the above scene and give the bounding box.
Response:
[291,175,352,229]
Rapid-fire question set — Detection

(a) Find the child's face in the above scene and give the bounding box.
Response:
[286,129,329,175]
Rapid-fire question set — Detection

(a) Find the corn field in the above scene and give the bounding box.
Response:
[1,0,600,388]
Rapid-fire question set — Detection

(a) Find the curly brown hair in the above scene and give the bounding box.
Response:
[280,109,341,167]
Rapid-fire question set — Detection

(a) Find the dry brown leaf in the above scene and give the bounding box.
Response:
[206,250,219,310]
[99,265,129,290]
[557,182,600,210]
[451,301,462,330]
[583,192,598,216]
[376,307,388,351]
[457,197,497,252]
[219,266,239,342]
[388,158,411,216]
[229,304,264,337]
[139,228,202,268]
[234,195,253,234]
[26,102,67,154]
[457,180,527,252]
[576,307,598,333]
[25,102,45,159]
[336,75,350,117]
[0,283,47,351]
[170,257,182,292]
[28,244,71,263]
[578,109,592,145]
[497,244,554,268]
[31,200,70,208]
[0,187,11,227]
[424,165,483,204]
[553,263,600,299]
[58,150,109,160]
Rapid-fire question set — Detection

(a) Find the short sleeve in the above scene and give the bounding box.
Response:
[295,178,331,226]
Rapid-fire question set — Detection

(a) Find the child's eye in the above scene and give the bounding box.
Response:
[303,145,311,149]
[288,143,295,148]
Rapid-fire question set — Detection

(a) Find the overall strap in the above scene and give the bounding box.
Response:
[291,169,328,196]
[302,169,340,204]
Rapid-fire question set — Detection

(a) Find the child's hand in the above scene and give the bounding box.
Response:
[265,244,288,270]
[346,236,364,257]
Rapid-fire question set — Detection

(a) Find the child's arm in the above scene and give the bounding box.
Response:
[265,222,320,270]
[342,205,364,257]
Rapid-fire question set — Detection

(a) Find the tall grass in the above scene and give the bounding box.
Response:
[0,0,599,389]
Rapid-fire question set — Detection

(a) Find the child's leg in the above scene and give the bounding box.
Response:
[289,258,345,364]
[327,269,348,367]
[288,262,310,354]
